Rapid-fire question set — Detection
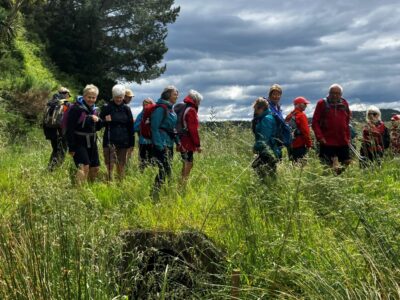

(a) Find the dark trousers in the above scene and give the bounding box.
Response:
[360,145,383,168]
[48,135,67,170]
[288,146,308,162]
[252,152,277,179]
[153,147,174,193]
[139,144,154,170]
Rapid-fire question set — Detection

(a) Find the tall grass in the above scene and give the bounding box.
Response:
[0,124,400,298]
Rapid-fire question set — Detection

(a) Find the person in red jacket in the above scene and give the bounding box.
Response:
[312,84,351,174]
[285,96,312,162]
[391,114,400,155]
[360,106,389,167]
[176,89,203,183]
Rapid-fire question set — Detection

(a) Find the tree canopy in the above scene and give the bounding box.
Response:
[24,0,180,98]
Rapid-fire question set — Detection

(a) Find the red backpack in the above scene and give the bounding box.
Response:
[139,103,168,139]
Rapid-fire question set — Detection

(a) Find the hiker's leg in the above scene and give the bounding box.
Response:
[103,147,115,181]
[116,148,128,180]
[58,134,68,165]
[139,144,148,171]
[48,137,58,171]
[76,164,89,185]
[337,145,351,173]
[180,151,193,182]
[319,145,335,168]
[153,148,168,195]
[126,147,133,165]
[291,146,307,164]
[88,166,99,182]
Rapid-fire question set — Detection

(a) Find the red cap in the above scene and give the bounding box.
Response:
[391,114,400,121]
[293,96,310,105]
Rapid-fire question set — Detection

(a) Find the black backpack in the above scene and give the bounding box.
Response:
[174,103,191,135]
[43,96,68,129]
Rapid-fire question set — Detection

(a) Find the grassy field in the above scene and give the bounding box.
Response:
[1,124,400,299]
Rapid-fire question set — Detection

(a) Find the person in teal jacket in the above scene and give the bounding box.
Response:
[134,98,155,170]
[150,85,180,198]
[251,97,280,179]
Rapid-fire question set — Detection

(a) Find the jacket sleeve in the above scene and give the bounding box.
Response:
[311,100,325,142]
[185,108,200,148]
[126,107,135,147]
[151,106,164,151]
[297,113,312,148]
[134,112,142,133]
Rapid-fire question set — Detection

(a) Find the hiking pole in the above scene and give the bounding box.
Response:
[349,143,366,162]
[107,123,112,182]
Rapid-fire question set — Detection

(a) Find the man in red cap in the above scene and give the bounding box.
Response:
[312,84,351,174]
[285,96,312,162]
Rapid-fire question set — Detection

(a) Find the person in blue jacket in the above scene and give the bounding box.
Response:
[150,85,180,197]
[134,98,155,171]
[251,97,280,179]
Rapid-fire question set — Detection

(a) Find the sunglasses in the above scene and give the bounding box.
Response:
[60,91,70,95]
[368,112,378,116]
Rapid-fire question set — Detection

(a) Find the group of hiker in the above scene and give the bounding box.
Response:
[42,84,202,197]
[43,82,400,191]
[252,83,400,178]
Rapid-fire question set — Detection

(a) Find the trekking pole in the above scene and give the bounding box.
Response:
[107,123,112,182]
[349,143,365,162]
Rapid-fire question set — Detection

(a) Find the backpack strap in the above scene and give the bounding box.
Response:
[182,105,193,130]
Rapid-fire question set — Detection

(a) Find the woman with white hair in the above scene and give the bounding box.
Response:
[66,84,103,185]
[360,105,389,167]
[175,89,203,183]
[100,84,134,180]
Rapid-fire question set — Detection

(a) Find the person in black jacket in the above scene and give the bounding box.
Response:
[100,84,134,181]
[43,87,70,171]
[66,84,103,185]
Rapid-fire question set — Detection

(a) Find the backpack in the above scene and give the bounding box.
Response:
[272,113,293,147]
[285,112,302,140]
[264,98,293,147]
[174,103,191,135]
[139,103,168,139]
[43,98,68,129]
[61,99,98,135]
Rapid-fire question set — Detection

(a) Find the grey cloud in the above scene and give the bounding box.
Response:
[129,0,400,119]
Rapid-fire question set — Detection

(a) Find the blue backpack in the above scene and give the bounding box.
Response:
[273,114,293,147]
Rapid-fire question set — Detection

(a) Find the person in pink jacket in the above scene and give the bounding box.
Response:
[175,89,203,183]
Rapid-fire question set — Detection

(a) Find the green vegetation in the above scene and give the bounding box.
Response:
[1,124,400,298]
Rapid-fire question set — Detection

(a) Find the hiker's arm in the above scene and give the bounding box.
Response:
[150,107,164,151]
[297,114,312,148]
[186,109,201,149]
[311,101,325,143]
[127,107,135,147]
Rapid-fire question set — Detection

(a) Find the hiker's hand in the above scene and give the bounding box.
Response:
[197,147,202,153]
[105,115,111,122]
[69,152,75,157]
[176,144,183,152]
[319,138,327,145]
[91,115,100,122]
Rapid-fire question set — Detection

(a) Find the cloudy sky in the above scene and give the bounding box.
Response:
[129,0,400,120]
